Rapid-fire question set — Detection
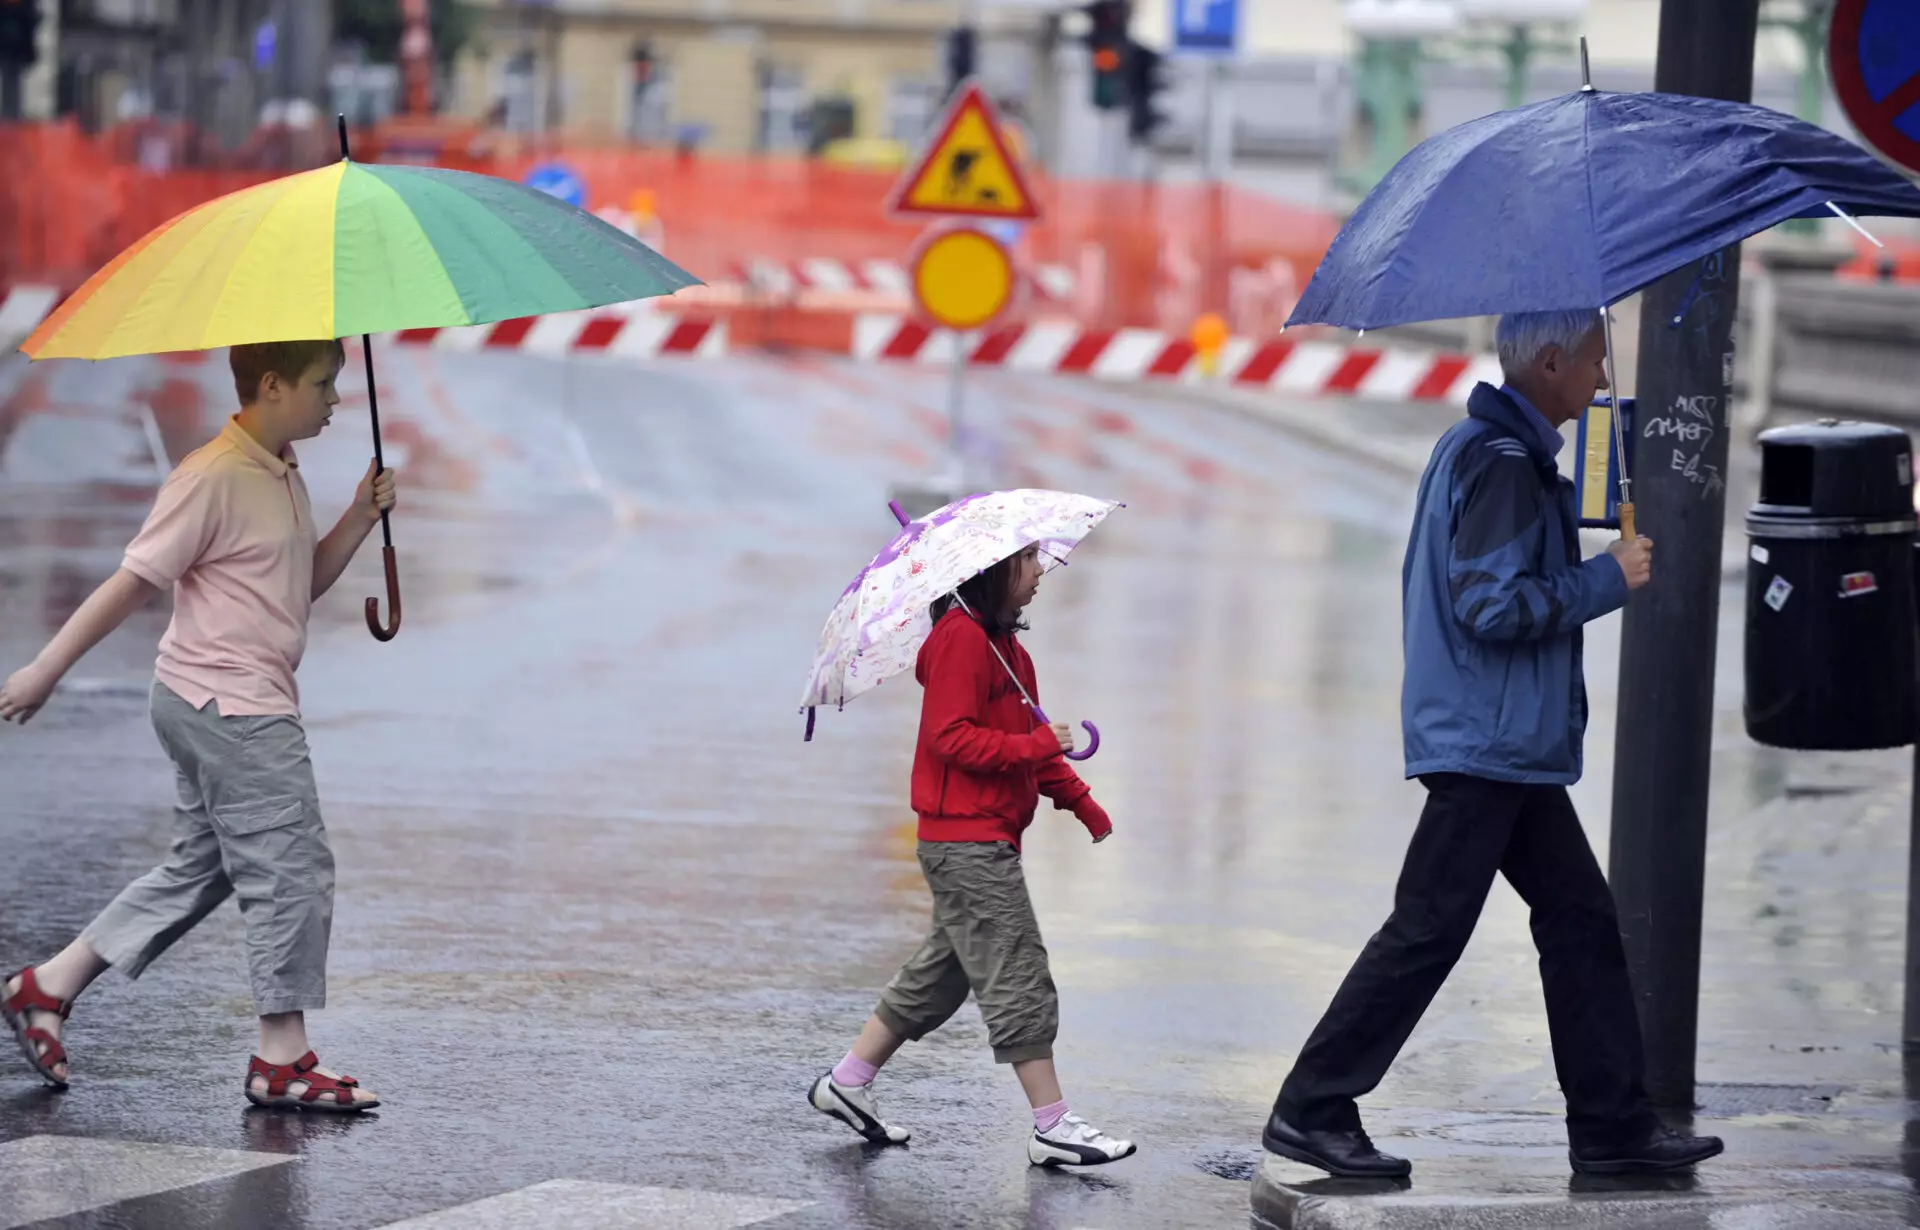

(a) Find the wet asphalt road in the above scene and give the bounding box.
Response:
[0,345,1911,1228]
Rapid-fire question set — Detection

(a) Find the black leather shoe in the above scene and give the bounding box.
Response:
[1570,1124,1724,1175]
[1262,1110,1412,1178]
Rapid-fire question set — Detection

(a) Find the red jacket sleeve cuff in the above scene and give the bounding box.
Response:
[1026,725,1064,761]
[1072,797,1112,840]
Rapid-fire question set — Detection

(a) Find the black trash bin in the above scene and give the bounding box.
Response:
[1745,420,1917,750]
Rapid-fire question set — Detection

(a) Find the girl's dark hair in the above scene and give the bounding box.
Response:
[931,552,1029,638]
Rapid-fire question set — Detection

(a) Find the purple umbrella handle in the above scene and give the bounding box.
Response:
[1031,706,1100,762]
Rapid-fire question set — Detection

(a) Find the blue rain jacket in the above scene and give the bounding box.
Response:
[1402,384,1629,784]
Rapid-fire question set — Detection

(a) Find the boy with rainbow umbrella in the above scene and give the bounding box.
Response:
[0,127,697,1109]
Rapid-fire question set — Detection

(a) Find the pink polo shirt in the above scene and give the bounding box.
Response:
[122,418,317,717]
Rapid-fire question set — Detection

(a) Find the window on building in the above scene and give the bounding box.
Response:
[497,47,539,133]
[627,58,672,142]
[758,63,810,153]
[888,78,942,144]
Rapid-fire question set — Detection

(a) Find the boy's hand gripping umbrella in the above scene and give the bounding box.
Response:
[801,490,1120,762]
[20,116,703,640]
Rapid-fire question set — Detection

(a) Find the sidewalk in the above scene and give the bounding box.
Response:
[1249,745,1920,1229]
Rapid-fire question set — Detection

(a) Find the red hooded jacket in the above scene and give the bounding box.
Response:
[912,608,1112,848]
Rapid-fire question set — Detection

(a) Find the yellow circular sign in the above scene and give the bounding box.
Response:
[911,227,1015,332]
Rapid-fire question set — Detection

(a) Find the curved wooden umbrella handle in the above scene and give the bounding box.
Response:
[365,545,401,642]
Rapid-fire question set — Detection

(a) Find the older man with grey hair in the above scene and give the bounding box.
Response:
[1261,310,1722,1179]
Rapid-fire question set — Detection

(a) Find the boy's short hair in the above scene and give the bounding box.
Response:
[229,339,347,405]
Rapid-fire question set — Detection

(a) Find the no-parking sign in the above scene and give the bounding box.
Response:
[1830,0,1920,177]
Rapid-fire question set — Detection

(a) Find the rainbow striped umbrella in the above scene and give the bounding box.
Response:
[22,159,699,359]
[23,124,701,643]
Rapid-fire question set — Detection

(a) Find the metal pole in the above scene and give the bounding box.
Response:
[1909,734,1920,1046]
[1607,0,1761,1110]
[1504,24,1530,111]
[1201,59,1217,180]
[1909,536,1920,1047]
[946,331,969,491]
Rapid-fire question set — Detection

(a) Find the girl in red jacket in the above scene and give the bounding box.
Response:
[809,543,1136,1168]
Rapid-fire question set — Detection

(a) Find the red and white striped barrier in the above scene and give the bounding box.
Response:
[851,315,1503,404]
[724,257,1076,304]
[0,288,727,362]
[390,309,726,360]
[2,285,1495,404]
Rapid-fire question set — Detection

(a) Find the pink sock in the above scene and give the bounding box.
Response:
[832,1051,879,1087]
[1034,1099,1069,1133]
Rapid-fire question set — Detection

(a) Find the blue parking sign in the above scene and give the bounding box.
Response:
[1173,0,1238,56]
[525,163,587,210]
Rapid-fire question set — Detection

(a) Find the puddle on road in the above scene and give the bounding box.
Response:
[1194,1149,1262,1182]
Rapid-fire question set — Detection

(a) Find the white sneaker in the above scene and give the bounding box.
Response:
[1028,1113,1138,1167]
[809,1071,911,1145]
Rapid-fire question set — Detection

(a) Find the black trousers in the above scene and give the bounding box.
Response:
[1274,773,1660,1149]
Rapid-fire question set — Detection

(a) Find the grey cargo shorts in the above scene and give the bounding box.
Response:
[874,840,1058,1064]
[82,682,334,1015]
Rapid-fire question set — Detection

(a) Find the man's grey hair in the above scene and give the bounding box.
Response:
[1496,309,1602,379]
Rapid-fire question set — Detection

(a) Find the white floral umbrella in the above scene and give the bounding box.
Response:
[802,489,1120,755]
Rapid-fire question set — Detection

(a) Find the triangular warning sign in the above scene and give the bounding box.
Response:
[887,81,1041,222]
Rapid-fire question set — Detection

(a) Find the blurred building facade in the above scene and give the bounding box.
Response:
[1097,0,1848,209]
[446,0,1053,157]
[20,1,333,155]
[3,0,1866,217]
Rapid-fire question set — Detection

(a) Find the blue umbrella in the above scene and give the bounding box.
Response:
[1290,53,1920,540]
[1288,89,1920,332]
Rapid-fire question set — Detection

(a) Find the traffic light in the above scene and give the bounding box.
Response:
[1085,0,1128,111]
[1124,39,1166,143]
[0,0,41,67]
[946,25,976,96]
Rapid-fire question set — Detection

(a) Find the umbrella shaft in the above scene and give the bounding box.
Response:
[1599,308,1631,507]
[359,331,392,550]
[949,592,1038,709]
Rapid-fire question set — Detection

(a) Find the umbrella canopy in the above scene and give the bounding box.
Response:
[23,159,701,360]
[1288,89,1920,331]
[804,490,1119,715]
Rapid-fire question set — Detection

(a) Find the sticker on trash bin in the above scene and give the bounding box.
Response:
[1750,544,1770,565]
[1764,575,1792,611]
[1900,453,1912,487]
[1839,571,1879,598]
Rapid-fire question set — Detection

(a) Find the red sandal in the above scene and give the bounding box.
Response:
[245,1051,378,1113]
[2,966,73,1090]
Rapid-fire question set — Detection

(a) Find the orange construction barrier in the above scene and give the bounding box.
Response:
[0,122,1340,337]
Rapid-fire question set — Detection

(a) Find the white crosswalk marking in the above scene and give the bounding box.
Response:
[375,1179,812,1228]
[0,1135,293,1229]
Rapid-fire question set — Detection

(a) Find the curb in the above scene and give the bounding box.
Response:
[1250,1153,1904,1230]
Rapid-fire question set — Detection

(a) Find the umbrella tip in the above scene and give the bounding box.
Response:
[1579,38,1594,92]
